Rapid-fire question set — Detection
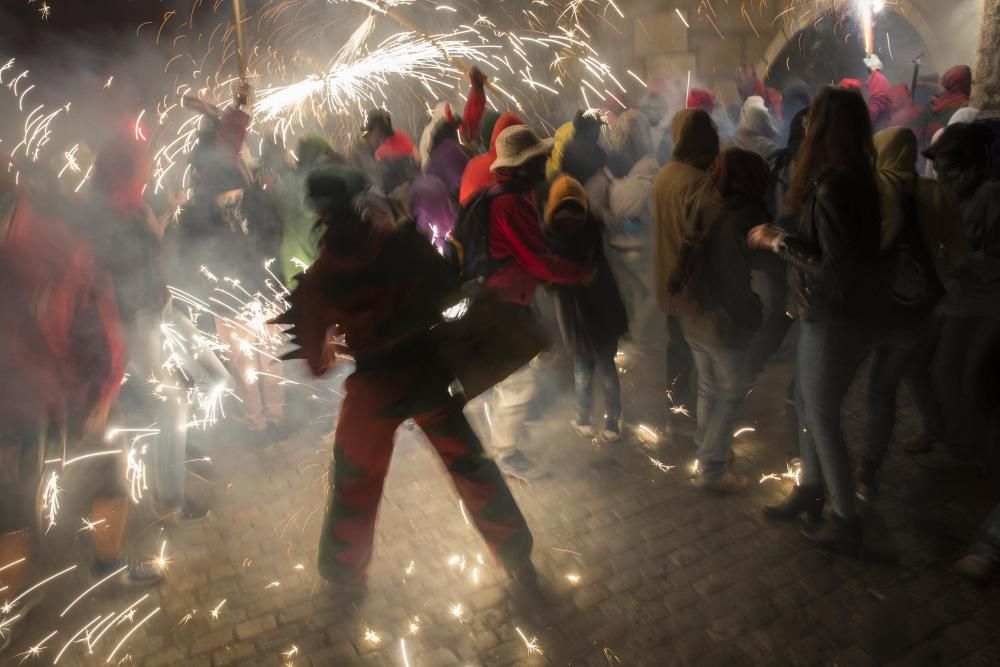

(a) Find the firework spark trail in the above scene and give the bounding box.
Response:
[106,606,160,664]
[14,629,57,664]
[59,566,129,617]
[515,626,543,655]
[53,614,104,664]
[2,565,77,614]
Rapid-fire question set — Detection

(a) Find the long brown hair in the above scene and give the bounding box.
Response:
[782,87,878,215]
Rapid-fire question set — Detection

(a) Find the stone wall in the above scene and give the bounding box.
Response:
[617,0,983,111]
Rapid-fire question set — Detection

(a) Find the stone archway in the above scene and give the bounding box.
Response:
[757,0,942,76]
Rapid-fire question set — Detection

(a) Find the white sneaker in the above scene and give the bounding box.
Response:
[571,420,594,437]
[602,416,623,442]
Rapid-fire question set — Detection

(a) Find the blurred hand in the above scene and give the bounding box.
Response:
[235,80,253,107]
[747,224,784,252]
[470,67,488,88]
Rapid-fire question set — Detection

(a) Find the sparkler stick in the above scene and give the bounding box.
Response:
[232,0,249,85]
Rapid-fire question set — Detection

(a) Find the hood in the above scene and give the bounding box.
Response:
[489,112,525,154]
[687,88,716,114]
[419,101,458,166]
[950,106,981,125]
[544,174,589,227]
[737,97,778,139]
[874,127,918,174]
[610,109,653,160]
[306,164,369,215]
[942,65,973,97]
[297,135,335,170]
[671,109,720,171]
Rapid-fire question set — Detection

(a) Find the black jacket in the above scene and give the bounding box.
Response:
[545,214,627,353]
[778,171,881,322]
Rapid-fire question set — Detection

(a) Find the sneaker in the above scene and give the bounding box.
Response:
[571,420,594,438]
[692,471,749,494]
[602,415,623,443]
[497,451,545,480]
[92,559,164,586]
[954,552,996,584]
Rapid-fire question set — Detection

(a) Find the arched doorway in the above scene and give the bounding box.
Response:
[760,4,937,98]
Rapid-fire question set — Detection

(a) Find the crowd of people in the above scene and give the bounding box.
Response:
[3,56,1000,651]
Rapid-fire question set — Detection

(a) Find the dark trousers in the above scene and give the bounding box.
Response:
[665,315,694,411]
[749,267,793,377]
[319,366,533,584]
[934,315,986,456]
[902,316,947,443]
[574,339,621,424]
[862,319,935,472]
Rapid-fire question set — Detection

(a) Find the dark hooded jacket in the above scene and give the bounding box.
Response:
[651,109,721,313]
[277,170,459,377]
[543,176,627,354]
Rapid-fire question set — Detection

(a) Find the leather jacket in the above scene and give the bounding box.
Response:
[778,171,880,321]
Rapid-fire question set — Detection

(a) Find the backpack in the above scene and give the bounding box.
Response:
[870,176,945,326]
[445,186,510,284]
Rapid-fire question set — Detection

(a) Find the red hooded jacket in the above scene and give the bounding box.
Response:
[0,194,125,428]
[485,168,592,305]
[459,112,524,206]
[867,69,893,129]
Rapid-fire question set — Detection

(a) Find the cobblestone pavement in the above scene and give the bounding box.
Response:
[6,342,1000,667]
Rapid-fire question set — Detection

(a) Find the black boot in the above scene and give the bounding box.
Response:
[801,514,862,555]
[763,484,825,523]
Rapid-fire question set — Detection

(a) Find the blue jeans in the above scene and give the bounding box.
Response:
[574,340,621,424]
[665,315,695,411]
[796,320,872,519]
[127,310,190,507]
[688,340,749,480]
[862,320,933,472]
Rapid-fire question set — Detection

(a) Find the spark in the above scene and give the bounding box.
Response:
[2,564,77,615]
[674,8,689,29]
[79,517,107,532]
[53,615,103,663]
[59,566,128,617]
[41,470,61,531]
[15,630,57,664]
[690,459,700,475]
[760,461,802,486]
[281,645,299,659]
[407,617,421,635]
[733,427,756,438]
[566,573,581,585]
[176,610,197,626]
[265,581,281,589]
[105,607,160,664]
[150,540,170,574]
[209,599,226,620]
[449,603,466,622]
[38,2,51,20]
[458,499,471,525]
[363,627,381,646]
[400,638,411,667]
[404,561,415,575]
[670,405,691,418]
[604,646,623,664]
[0,558,26,573]
[515,626,543,655]
[551,547,583,556]
[293,563,305,571]
[648,457,675,473]
[104,76,114,88]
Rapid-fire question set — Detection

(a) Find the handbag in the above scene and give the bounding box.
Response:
[435,291,548,400]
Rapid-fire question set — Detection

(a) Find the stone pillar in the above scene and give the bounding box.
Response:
[972,0,1000,112]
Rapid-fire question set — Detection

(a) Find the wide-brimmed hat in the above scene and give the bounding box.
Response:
[491,125,554,171]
